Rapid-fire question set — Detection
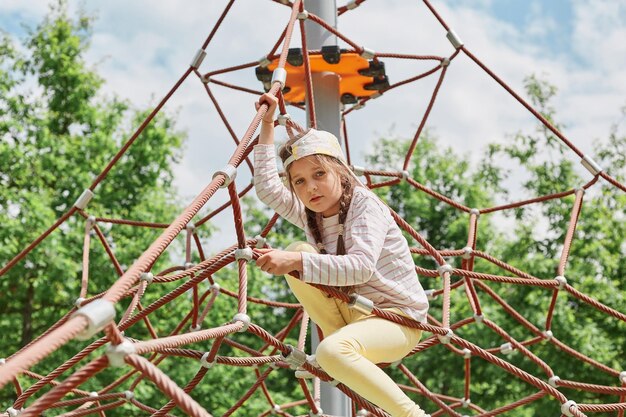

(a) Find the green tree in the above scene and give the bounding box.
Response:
[0,1,187,412]
[362,77,626,416]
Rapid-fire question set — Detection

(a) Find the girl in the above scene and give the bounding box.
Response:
[254,93,429,417]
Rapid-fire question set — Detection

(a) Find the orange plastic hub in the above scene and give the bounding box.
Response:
[265,53,383,104]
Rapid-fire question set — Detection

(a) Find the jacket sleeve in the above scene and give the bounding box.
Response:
[300,190,389,286]
[253,144,306,229]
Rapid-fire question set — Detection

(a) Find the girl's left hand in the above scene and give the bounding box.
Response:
[255,248,302,275]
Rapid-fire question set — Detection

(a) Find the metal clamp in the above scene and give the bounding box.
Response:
[282,345,307,368]
[469,208,481,217]
[212,164,237,188]
[74,189,94,210]
[190,49,207,69]
[462,348,472,359]
[271,68,287,88]
[438,264,453,278]
[473,314,484,324]
[234,247,254,262]
[548,375,561,388]
[500,342,514,355]
[619,371,626,384]
[277,113,291,126]
[124,391,134,401]
[105,339,136,367]
[258,55,271,68]
[554,275,567,290]
[6,407,23,417]
[351,165,365,176]
[254,235,267,248]
[561,400,577,417]
[446,29,464,49]
[348,294,374,315]
[425,289,438,300]
[72,299,116,340]
[360,47,375,60]
[347,0,360,10]
[437,328,454,344]
[581,155,603,176]
[462,247,473,260]
[542,330,553,341]
[297,10,309,20]
[200,352,216,368]
[232,313,251,332]
[441,57,451,67]
[140,272,154,285]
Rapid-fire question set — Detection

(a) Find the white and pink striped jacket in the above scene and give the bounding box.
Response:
[254,144,429,323]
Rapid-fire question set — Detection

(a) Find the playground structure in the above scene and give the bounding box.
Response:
[1,1,626,416]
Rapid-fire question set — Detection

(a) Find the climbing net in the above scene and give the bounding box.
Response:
[1,1,626,416]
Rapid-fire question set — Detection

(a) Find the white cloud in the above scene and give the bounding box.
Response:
[3,0,624,248]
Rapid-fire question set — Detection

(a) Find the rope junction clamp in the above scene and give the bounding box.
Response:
[463,348,472,359]
[232,313,251,332]
[271,404,281,414]
[401,170,411,180]
[462,398,471,408]
[190,324,201,332]
[282,345,307,369]
[254,235,267,248]
[548,375,561,388]
[6,407,23,417]
[542,330,553,341]
[124,391,134,401]
[105,339,136,367]
[446,29,464,49]
[356,410,369,417]
[438,264,453,278]
[441,57,451,67]
[258,55,271,68]
[184,262,195,270]
[500,342,514,355]
[473,314,484,324]
[200,352,216,368]
[348,294,374,315]
[561,400,577,417]
[351,165,365,176]
[212,164,237,188]
[186,222,196,233]
[271,68,287,88]
[469,208,481,217]
[360,47,376,60]
[277,113,291,126]
[309,410,324,417]
[347,0,360,10]
[234,247,254,262]
[297,10,309,20]
[425,289,437,300]
[89,391,99,398]
[437,328,454,344]
[87,215,97,226]
[0,358,5,365]
[72,299,116,341]
[75,297,86,308]
[462,247,473,260]
[619,371,626,384]
[140,272,154,285]
[554,275,567,290]
[190,49,207,70]
[581,155,603,176]
[74,189,94,210]
[210,282,221,293]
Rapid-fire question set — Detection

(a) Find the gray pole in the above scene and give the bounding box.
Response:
[304,1,352,416]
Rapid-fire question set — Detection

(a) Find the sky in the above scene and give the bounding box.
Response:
[1,0,625,253]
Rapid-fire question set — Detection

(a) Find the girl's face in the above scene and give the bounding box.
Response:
[289,156,343,217]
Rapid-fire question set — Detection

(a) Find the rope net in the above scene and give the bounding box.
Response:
[1,1,625,417]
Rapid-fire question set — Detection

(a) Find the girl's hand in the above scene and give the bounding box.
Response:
[255,248,302,276]
[256,93,278,123]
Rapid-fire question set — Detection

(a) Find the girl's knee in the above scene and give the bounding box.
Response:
[315,335,360,369]
[284,241,318,254]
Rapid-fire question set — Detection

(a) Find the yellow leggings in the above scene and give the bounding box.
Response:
[284,242,425,417]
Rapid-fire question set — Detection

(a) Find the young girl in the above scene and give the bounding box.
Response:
[253,93,429,417]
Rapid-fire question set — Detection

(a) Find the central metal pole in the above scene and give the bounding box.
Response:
[304,1,352,416]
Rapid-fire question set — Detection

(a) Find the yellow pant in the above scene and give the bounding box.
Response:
[284,242,425,417]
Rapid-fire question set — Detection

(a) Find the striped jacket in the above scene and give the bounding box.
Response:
[254,144,429,322]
